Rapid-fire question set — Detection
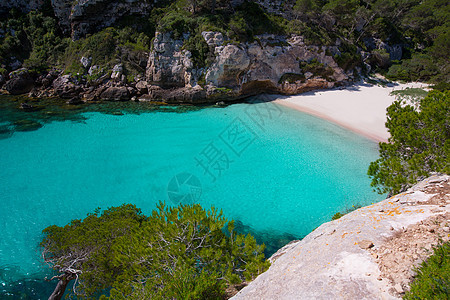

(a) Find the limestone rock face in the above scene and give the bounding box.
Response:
[50,0,72,33]
[111,64,123,81]
[143,32,350,102]
[363,37,404,62]
[51,0,153,38]
[232,175,450,300]
[253,0,290,15]
[204,34,348,95]
[0,0,44,14]
[146,32,195,88]
[205,44,250,88]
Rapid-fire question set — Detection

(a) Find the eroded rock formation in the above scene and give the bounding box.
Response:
[144,32,350,102]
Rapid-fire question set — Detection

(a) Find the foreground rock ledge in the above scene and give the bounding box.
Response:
[232,175,450,299]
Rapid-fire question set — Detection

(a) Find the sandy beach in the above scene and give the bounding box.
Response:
[271,81,429,143]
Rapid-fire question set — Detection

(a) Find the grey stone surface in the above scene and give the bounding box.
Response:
[146,32,195,88]
[80,56,92,69]
[232,175,450,300]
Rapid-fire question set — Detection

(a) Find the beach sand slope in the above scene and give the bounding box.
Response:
[272,82,428,143]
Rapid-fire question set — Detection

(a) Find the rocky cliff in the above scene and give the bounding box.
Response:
[0,0,44,15]
[143,32,350,103]
[1,0,406,104]
[2,29,353,104]
[55,0,153,39]
[232,175,450,299]
[0,0,153,38]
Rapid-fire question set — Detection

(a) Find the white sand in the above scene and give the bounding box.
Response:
[272,81,429,143]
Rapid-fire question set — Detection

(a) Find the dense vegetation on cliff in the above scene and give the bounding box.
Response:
[368,90,449,194]
[404,241,450,299]
[0,0,448,87]
[41,202,268,299]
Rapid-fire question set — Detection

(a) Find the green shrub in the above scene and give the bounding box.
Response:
[404,242,450,299]
[41,202,270,298]
[157,11,194,39]
[60,27,152,81]
[331,212,344,220]
[386,53,440,82]
[390,88,428,104]
[331,204,362,220]
[368,90,450,194]
[334,43,361,72]
[183,32,211,68]
[432,82,450,91]
[300,59,334,79]
[0,10,66,72]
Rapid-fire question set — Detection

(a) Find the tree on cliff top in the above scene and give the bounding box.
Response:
[41,204,146,299]
[368,90,449,195]
[41,202,269,299]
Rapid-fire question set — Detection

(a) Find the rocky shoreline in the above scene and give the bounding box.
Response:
[0,32,357,106]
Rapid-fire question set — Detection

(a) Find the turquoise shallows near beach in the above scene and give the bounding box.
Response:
[0,101,383,288]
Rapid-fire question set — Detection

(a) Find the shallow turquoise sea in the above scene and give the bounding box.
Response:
[0,100,383,297]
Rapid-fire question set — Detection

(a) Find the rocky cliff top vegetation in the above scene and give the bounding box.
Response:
[0,0,448,88]
[40,202,269,299]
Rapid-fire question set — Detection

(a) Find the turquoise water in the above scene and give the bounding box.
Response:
[0,100,383,296]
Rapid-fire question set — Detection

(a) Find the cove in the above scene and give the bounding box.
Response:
[0,99,383,296]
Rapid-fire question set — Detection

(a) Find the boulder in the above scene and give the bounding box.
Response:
[80,56,92,69]
[4,68,34,95]
[201,31,224,47]
[164,86,207,104]
[88,65,101,76]
[53,75,82,98]
[142,86,207,104]
[100,86,130,101]
[83,85,108,101]
[41,72,58,88]
[135,80,148,94]
[111,64,123,81]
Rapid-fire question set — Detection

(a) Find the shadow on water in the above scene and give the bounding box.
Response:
[0,124,14,139]
[232,220,302,258]
[0,221,300,299]
[0,95,212,139]
[0,266,58,299]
